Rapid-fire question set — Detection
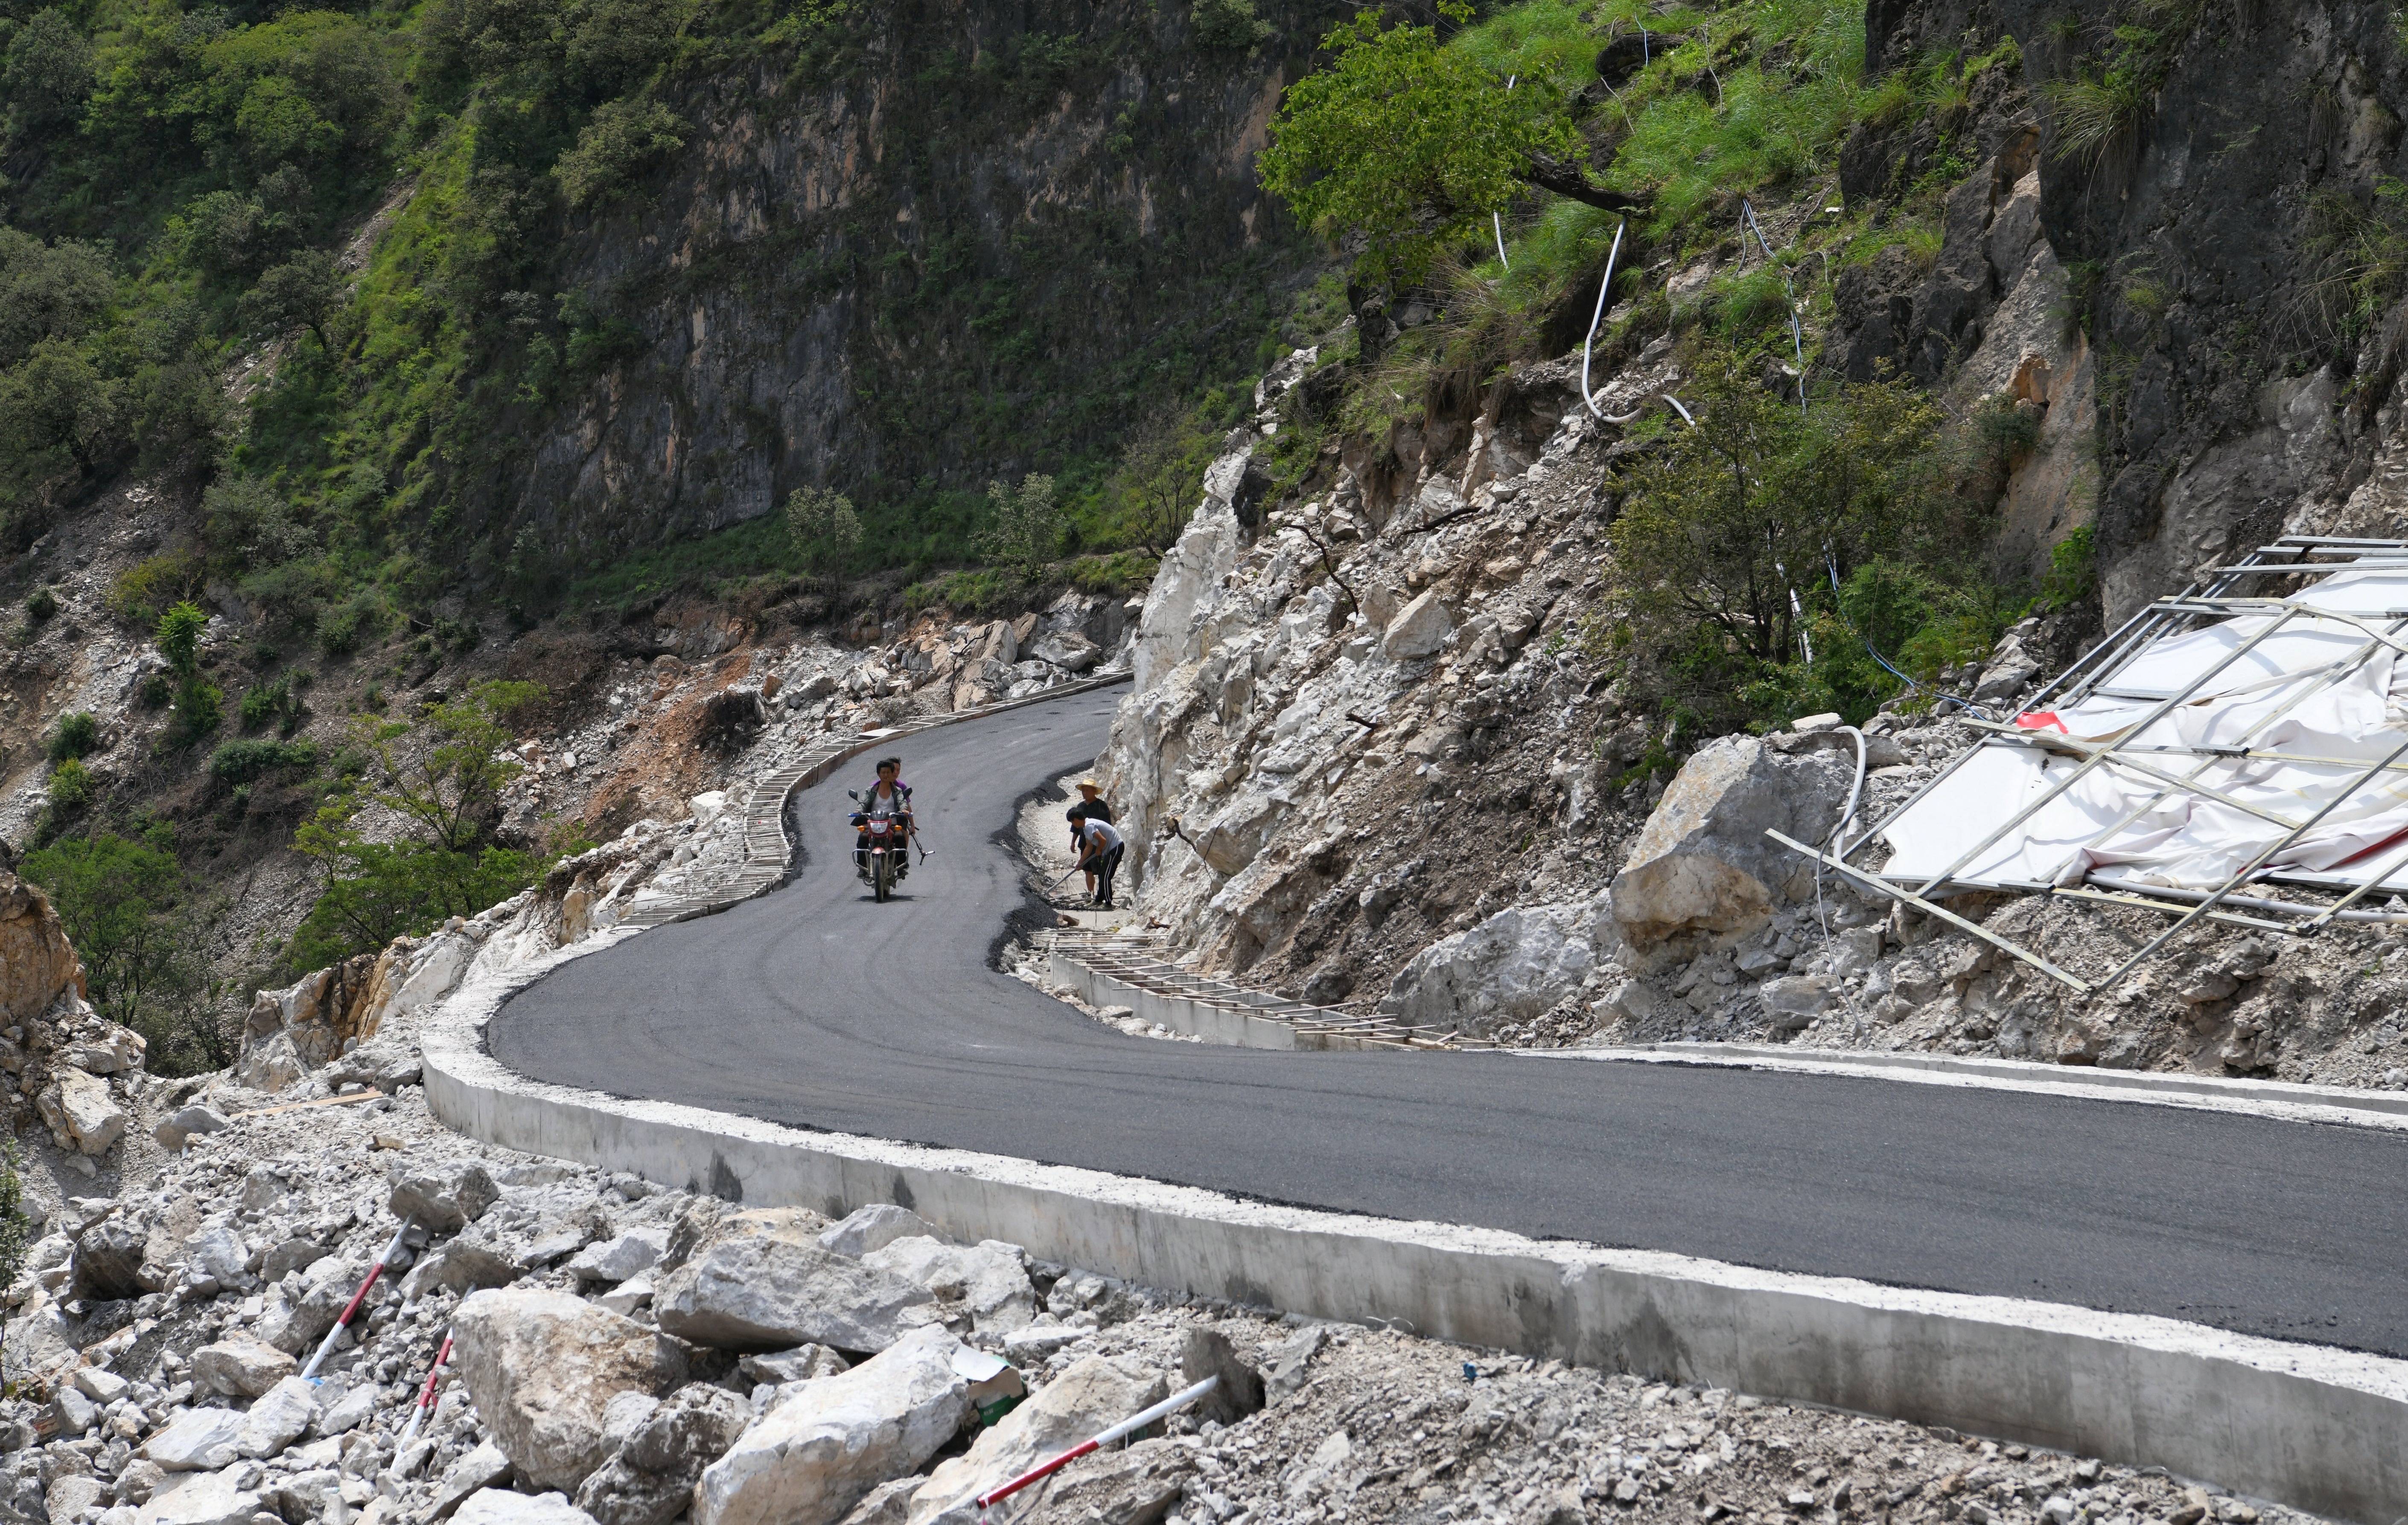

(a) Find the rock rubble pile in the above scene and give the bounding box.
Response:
[0,1072,2313,1525]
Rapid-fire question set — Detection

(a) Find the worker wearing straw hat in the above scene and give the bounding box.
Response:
[1067,777,1114,902]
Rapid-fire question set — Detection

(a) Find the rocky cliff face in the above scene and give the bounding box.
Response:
[493,0,1335,560]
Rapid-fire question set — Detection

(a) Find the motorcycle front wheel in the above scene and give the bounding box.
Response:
[873,852,892,902]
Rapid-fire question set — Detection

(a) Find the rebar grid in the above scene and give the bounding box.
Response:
[1777,538,2408,991]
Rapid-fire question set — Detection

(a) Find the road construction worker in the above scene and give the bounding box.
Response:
[1066,778,1114,899]
[1074,814,1126,909]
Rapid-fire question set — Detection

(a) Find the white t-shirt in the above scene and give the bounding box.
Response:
[1077,818,1124,853]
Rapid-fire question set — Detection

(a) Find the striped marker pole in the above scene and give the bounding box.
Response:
[974,1376,1217,1522]
[397,1332,455,1448]
[300,1221,413,1381]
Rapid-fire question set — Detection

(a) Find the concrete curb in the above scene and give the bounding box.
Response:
[420,685,2408,1523]
[1047,931,1455,1050]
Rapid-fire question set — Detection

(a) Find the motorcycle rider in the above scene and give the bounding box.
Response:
[853,757,914,883]
[1073,813,1125,909]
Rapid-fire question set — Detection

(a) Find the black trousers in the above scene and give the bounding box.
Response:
[1090,844,1124,902]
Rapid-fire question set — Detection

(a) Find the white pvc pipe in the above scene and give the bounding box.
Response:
[1579,219,1628,421]
[1493,77,1517,270]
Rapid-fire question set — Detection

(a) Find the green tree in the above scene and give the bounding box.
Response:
[782,485,861,585]
[1191,0,1271,51]
[239,251,344,351]
[0,230,114,367]
[289,681,552,966]
[974,474,1062,574]
[203,473,315,571]
[1115,412,1207,555]
[1611,348,1950,728]
[156,600,224,742]
[18,833,184,1027]
[3,9,94,129]
[0,338,126,476]
[1257,5,1624,278]
[554,98,686,208]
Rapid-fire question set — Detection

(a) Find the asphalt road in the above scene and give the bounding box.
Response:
[491,688,2408,1356]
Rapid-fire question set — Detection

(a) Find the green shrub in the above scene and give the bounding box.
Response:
[47,711,99,762]
[238,671,310,734]
[316,592,381,656]
[1974,392,2044,459]
[47,757,90,812]
[108,551,206,626]
[1191,0,1271,50]
[783,486,863,586]
[207,737,318,784]
[554,99,687,209]
[2036,525,2097,611]
[973,474,1064,574]
[24,588,57,623]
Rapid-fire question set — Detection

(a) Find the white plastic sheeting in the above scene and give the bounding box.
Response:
[1880,569,2408,893]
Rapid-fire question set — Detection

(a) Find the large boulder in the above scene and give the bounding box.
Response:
[135,1470,264,1525]
[1380,589,1455,661]
[859,1237,1037,1335]
[452,1288,688,1492]
[235,1376,320,1460]
[454,1493,601,1525]
[574,1383,752,1525]
[694,1326,971,1525]
[0,873,80,1023]
[1609,736,1850,950]
[1382,892,1622,1037]
[390,1160,501,1234]
[190,1337,295,1398]
[907,1356,1168,1525]
[42,1067,126,1155]
[816,1205,940,1259]
[140,1409,246,1472]
[656,1231,936,1354]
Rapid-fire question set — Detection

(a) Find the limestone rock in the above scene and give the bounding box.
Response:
[859,1237,1036,1333]
[0,872,82,1024]
[1383,892,1621,1037]
[191,1337,296,1397]
[428,1441,514,1521]
[390,1159,501,1234]
[655,1234,936,1354]
[1022,1437,1195,1524]
[739,1345,850,1386]
[907,1355,1168,1525]
[133,1470,263,1525]
[73,1213,157,1300]
[1610,736,1850,949]
[566,1227,667,1284]
[834,1479,918,1525]
[1031,630,1103,672]
[236,1375,320,1459]
[46,1068,127,1155]
[1380,589,1454,661]
[694,1326,971,1525]
[454,1492,601,1525]
[153,1105,229,1151]
[452,1287,688,1492]
[60,1022,145,1074]
[233,1029,305,1093]
[139,1408,246,1471]
[816,1205,940,1259]
[574,1383,753,1525]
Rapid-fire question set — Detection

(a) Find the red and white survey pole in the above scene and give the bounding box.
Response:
[300,1220,414,1381]
[397,1331,455,1447]
[974,1375,1218,1522]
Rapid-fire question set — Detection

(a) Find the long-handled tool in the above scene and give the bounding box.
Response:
[396,1331,454,1447]
[301,1220,414,1380]
[976,1376,1218,1521]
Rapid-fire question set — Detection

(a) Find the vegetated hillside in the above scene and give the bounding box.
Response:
[1097,0,2408,1060]
[0,0,1339,1066]
[0,0,1339,615]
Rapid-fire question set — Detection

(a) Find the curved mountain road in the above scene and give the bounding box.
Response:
[492,688,2408,1356]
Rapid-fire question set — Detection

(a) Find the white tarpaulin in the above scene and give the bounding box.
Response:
[1880,568,2408,893]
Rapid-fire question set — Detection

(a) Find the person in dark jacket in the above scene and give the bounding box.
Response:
[1066,777,1114,901]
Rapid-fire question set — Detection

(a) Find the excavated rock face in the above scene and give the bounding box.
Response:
[0,872,81,1024]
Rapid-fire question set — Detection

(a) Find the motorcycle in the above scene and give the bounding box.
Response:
[846,792,912,903]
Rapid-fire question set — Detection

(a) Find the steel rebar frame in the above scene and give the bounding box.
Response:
[1772,538,2408,991]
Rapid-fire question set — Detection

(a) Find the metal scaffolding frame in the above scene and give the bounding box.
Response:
[1775,536,2408,992]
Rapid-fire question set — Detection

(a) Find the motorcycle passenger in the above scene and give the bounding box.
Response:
[1073,814,1125,909]
[853,757,914,883]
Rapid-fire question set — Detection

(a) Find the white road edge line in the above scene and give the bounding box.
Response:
[417,693,2408,1525]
